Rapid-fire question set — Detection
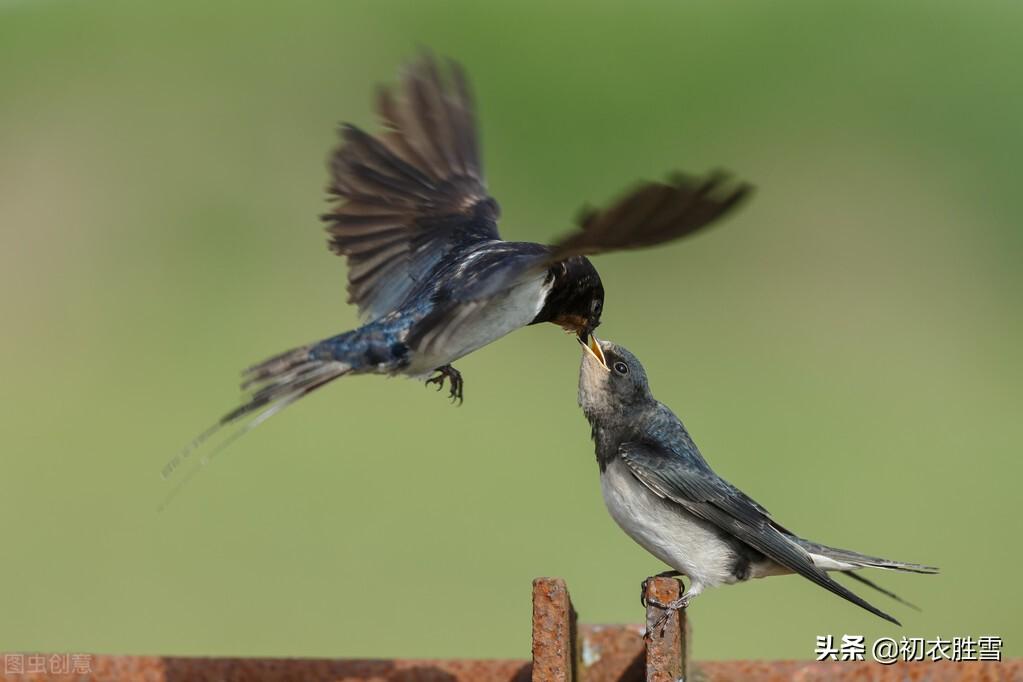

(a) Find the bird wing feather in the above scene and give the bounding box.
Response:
[618,441,900,625]
[406,174,752,354]
[546,172,751,262]
[324,54,500,321]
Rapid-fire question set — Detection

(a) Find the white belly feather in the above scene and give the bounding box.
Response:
[405,274,551,376]
[600,457,740,592]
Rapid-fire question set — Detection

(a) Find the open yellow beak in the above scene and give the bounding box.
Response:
[581,333,609,370]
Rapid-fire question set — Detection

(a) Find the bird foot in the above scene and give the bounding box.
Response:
[425,365,464,404]
[644,594,689,640]
[639,570,683,607]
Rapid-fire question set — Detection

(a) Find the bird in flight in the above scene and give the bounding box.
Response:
[578,336,937,634]
[163,54,749,492]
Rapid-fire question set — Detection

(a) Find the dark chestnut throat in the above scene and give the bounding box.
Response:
[529,257,603,327]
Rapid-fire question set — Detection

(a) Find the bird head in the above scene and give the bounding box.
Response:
[531,256,605,340]
[578,336,653,419]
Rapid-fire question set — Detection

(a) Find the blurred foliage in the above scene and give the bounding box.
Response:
[1,0,1020,661]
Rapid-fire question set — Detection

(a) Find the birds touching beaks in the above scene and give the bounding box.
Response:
[163,54,750,505]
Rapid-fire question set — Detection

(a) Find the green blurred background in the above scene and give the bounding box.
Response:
[2,0,1020,662]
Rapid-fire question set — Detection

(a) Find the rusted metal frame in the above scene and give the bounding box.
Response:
[0,656,531,681]
[696,659,1023,681]
[4,575,1020,681]
[530,576,685,681]
[2,655,1017,681]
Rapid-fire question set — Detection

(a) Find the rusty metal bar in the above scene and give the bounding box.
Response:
[3,575,1019,681]
[2,654,1017,681]
[577,623,645,682]
[0,656,532,682]
[531,577,578,682]
[695,659,1023,680]
[643,576,689,682]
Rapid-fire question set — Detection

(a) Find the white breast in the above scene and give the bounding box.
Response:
[600,457,740,592]
[406,274,551,376]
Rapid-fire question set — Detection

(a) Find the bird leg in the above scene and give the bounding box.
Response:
[640,570,683,607]
[641,571,690,640]
[425,365,464,404]
[644,592,691,640]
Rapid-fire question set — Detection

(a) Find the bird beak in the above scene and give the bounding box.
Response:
[579,332,609,371]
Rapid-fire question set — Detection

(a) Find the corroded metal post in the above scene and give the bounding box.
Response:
[531,577,579,682]
[644,576,690,682]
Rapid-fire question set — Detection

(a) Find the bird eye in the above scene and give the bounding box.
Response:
[613,361,629,375]
[592,300,602,315]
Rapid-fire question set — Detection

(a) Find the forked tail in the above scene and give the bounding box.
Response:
[159,326,407,509]
[799,538,939,574]
[797,537,939,612]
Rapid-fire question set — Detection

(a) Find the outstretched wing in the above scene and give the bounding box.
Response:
[405,173,752,353]
[549,171,750,261]
[323,54,501,322]
[617,441,901,625]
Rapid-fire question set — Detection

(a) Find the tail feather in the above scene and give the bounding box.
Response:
[799,538,939,574]
[240,346,318,390]
[797,565,903,626]
[791,536,937,618]
[158,345,350,511]
[842,571,922,611]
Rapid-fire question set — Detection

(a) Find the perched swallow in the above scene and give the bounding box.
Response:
[578,337,937,632]
[163,55,749,488]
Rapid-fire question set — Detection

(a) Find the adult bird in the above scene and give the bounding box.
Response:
[578,336,937,633]
[164,55,749,483]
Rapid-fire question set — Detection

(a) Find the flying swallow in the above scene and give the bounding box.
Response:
[162,55,749,491]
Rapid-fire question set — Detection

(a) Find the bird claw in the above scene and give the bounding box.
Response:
[425,365,464,405]
[639,570,683,607]
[644,594,690,640]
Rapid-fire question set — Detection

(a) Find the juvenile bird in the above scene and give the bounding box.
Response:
[164,55,750,485]
[577,336,937,632]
